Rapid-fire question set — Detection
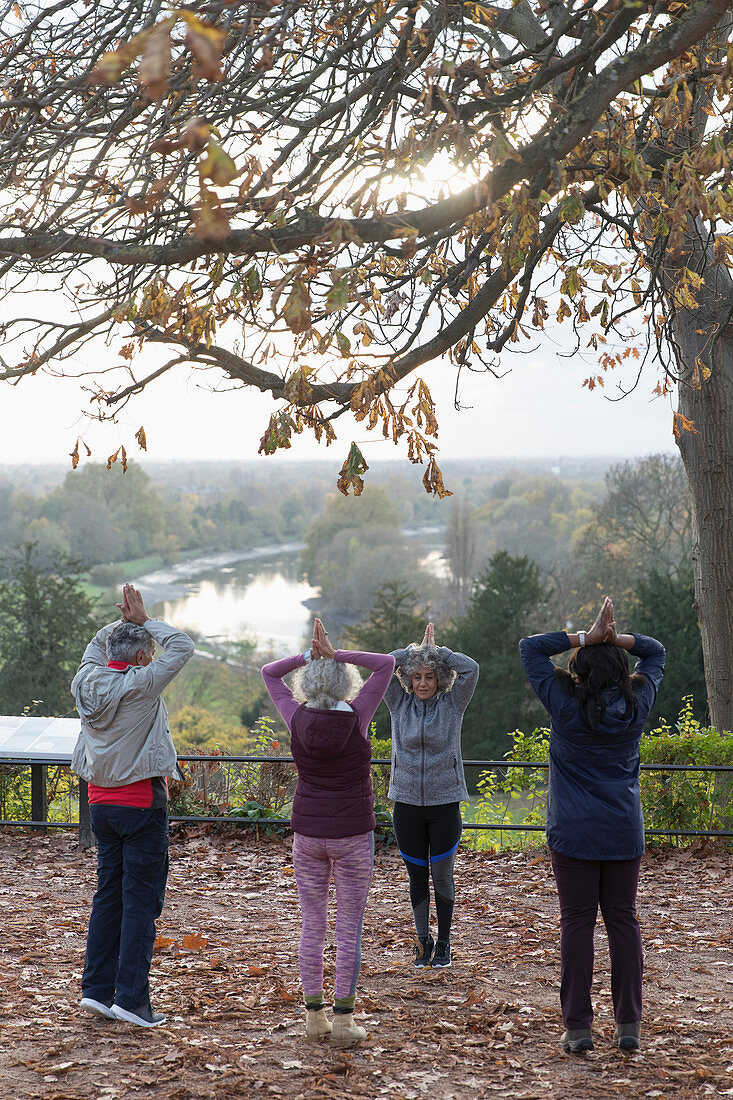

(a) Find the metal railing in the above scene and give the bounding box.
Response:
[2,754,733,844]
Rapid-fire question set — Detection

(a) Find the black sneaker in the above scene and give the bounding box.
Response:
[112,1002,166,1027]
[431,940,451,968]
[413,934,434,968]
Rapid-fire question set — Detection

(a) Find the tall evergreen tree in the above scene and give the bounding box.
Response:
[0,544,100,716]
[632,570,708,729]
[446,551,549,763]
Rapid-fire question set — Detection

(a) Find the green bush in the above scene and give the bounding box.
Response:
[640,697,733,836]
[169,717,296,831]
[467,728,548,851]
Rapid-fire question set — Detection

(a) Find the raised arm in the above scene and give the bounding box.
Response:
[519,631,574,715]
[75,620,122,673]
[436,646,479,713]
[133,618,195,694]
[261,652,306,730]
[117,585,194,694]
[384,646,412,711]
[336,650,396,732]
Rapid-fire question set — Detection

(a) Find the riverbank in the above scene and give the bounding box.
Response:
[81,525,446,656]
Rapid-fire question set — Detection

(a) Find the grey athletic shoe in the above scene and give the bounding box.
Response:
[615,1022,641,1051]
[112,1002,166,1027]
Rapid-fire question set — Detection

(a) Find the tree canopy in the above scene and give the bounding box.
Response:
[2,0,732,730]
[1,0,730,488]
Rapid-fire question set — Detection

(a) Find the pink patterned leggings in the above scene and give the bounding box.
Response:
[292,831,374,1011]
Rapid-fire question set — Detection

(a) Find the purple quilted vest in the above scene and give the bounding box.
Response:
[289,704,375,838]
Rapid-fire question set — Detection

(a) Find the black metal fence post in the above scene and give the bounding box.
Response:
[30,764,47,832]
[78,779,93,849]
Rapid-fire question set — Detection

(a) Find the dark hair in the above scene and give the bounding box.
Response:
[555,645,645,731]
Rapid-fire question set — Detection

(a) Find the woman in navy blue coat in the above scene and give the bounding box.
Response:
[519,597,665,1055]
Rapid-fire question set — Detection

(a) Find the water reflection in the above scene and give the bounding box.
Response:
[157,554,318,655]
[144,532,447,656]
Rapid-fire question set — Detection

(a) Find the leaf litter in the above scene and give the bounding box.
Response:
[0,831,731,1098]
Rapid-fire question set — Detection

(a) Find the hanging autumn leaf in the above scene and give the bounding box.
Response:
[336,442,369,496]
[180,12,226,82]
[200,140,238,187]
[673,411,700,439]
[282,279,312,334]
[138,21,173,101]
[88,34,149,85]
[184,117,210,153]
[135,426,147,451]
[422,455,453,499]
[326,274,349,313]
[193,190,231,241]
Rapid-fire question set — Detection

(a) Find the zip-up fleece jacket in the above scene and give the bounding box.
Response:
[71,618,194,786]
[385,646,479,806]
[519,631,665,861]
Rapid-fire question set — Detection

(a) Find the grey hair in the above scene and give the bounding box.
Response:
[293,658,363,709]
[107,622,155,663]
[395,644,455,695]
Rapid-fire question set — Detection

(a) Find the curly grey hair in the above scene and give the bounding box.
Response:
[107,622,155,663]
[395,643,455,695]
[293,658,363,709]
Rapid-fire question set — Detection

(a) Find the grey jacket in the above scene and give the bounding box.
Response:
[71,618,194,786]
[385,646,479,805]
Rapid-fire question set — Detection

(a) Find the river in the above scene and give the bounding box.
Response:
[134,530,445,655]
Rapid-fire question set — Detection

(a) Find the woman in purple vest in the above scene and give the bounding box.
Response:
[262,618,395,1047]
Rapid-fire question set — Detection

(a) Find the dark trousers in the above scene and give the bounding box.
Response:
[392,801,462,942]
[550,849,643,1029]
[83,805,169,1012]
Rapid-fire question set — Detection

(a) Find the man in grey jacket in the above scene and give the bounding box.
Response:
[72,584,194,1027]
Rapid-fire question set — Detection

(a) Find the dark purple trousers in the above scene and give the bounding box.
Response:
[549,849,643,1030]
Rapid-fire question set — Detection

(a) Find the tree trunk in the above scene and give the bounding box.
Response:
[670,260,733,733]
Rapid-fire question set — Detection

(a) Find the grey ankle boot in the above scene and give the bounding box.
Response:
[560,1028,593,1053]
[615,1022,641,1051]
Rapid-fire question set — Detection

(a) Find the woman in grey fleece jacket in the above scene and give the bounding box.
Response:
[385,623,479,969]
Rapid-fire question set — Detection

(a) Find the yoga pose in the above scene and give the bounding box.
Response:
[72,584,194,1027]
[385,623,479,969]
[519,597,665,1054]
[261,619,394,1047]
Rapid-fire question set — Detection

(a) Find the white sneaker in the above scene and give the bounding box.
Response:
[80,997,115,1020]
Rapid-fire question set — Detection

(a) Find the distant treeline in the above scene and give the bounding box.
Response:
[0,453,706,760]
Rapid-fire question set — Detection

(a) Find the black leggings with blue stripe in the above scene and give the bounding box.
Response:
[392,801,462,943]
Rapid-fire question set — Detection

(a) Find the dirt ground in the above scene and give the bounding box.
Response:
[1,829,732,1100]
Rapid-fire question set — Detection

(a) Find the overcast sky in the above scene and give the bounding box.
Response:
[0,330,675,475]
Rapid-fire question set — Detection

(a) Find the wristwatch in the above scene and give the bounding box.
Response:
[578,631,586,647]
